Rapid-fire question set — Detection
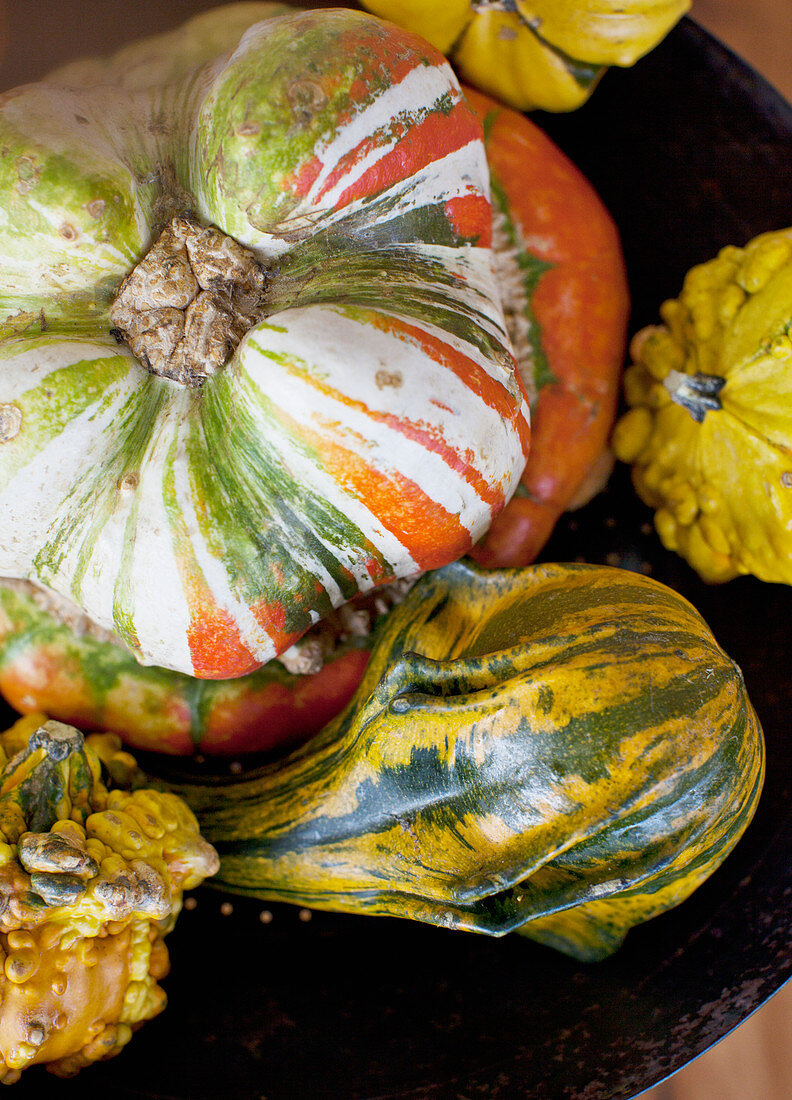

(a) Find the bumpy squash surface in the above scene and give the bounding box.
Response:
[0,714,217,1082]
[168,560,764,961]
[612,227,792,584]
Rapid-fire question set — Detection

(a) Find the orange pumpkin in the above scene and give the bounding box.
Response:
[466,87,629,568]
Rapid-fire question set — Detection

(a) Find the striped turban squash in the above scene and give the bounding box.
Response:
[0,4,529,680]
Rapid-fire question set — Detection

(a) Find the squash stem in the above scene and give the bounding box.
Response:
[109,214,270,387]
[663,368,725,422]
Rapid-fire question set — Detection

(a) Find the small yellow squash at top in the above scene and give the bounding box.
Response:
[612,227,792,585]
[360,0,691,111]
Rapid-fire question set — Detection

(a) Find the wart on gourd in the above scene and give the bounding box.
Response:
[109,213,270,387]
[0,405,21,443]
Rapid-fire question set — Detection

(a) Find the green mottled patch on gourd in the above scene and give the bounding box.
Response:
[193,22,357,233]
[0,584,361,756]
[0,594,128,703]
[271,243,504,366]
[0,110,144,319]
[34,376,172,603]
[535,684,554,715]
[194,15,441,238]
[0,311,48,341]
[181,674,211,749]
[165,560,764,961]
[197,362,381,603]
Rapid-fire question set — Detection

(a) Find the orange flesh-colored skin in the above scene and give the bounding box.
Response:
[464,87,629,568]
[0,642,370,756]
[0,925,134,1069]
[196,649,370,755]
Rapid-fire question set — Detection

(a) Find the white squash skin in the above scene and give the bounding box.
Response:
[0,7,530,678]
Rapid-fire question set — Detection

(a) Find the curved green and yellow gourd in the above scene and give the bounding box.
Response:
[360,0,690,112]
[169,560,764,961]
[0,3,529,680]
[0,714,218,1082]
[612,227,792,584]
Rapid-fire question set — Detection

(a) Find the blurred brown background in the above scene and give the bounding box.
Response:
[0,1,789,103]
[0,2,789,1098]
[696,0,792,102]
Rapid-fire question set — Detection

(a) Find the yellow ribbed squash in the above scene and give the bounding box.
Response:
[612,227,792,584]
[360,0,691,111]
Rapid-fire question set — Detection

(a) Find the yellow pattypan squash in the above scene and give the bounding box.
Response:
[360,0,691,111]
[612,228,792,585]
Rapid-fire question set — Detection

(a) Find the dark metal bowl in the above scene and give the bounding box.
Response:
[3,8,792,1098]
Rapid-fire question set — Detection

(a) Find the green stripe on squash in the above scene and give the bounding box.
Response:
[161,560,764,961]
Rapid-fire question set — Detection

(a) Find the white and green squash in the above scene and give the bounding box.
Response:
[0,3,529,680]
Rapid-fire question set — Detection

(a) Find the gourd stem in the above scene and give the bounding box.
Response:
[663,368,725,423]
[109,214,269,387]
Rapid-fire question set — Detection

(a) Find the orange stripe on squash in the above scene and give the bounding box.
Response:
[285,413,472,572]
[331,98,484,211]
[167,492,260,680]
[357,309,530,444]
[186,607,259,682]
[271,316,526,514]
[445,193,493,246]
[249,598,305,664]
